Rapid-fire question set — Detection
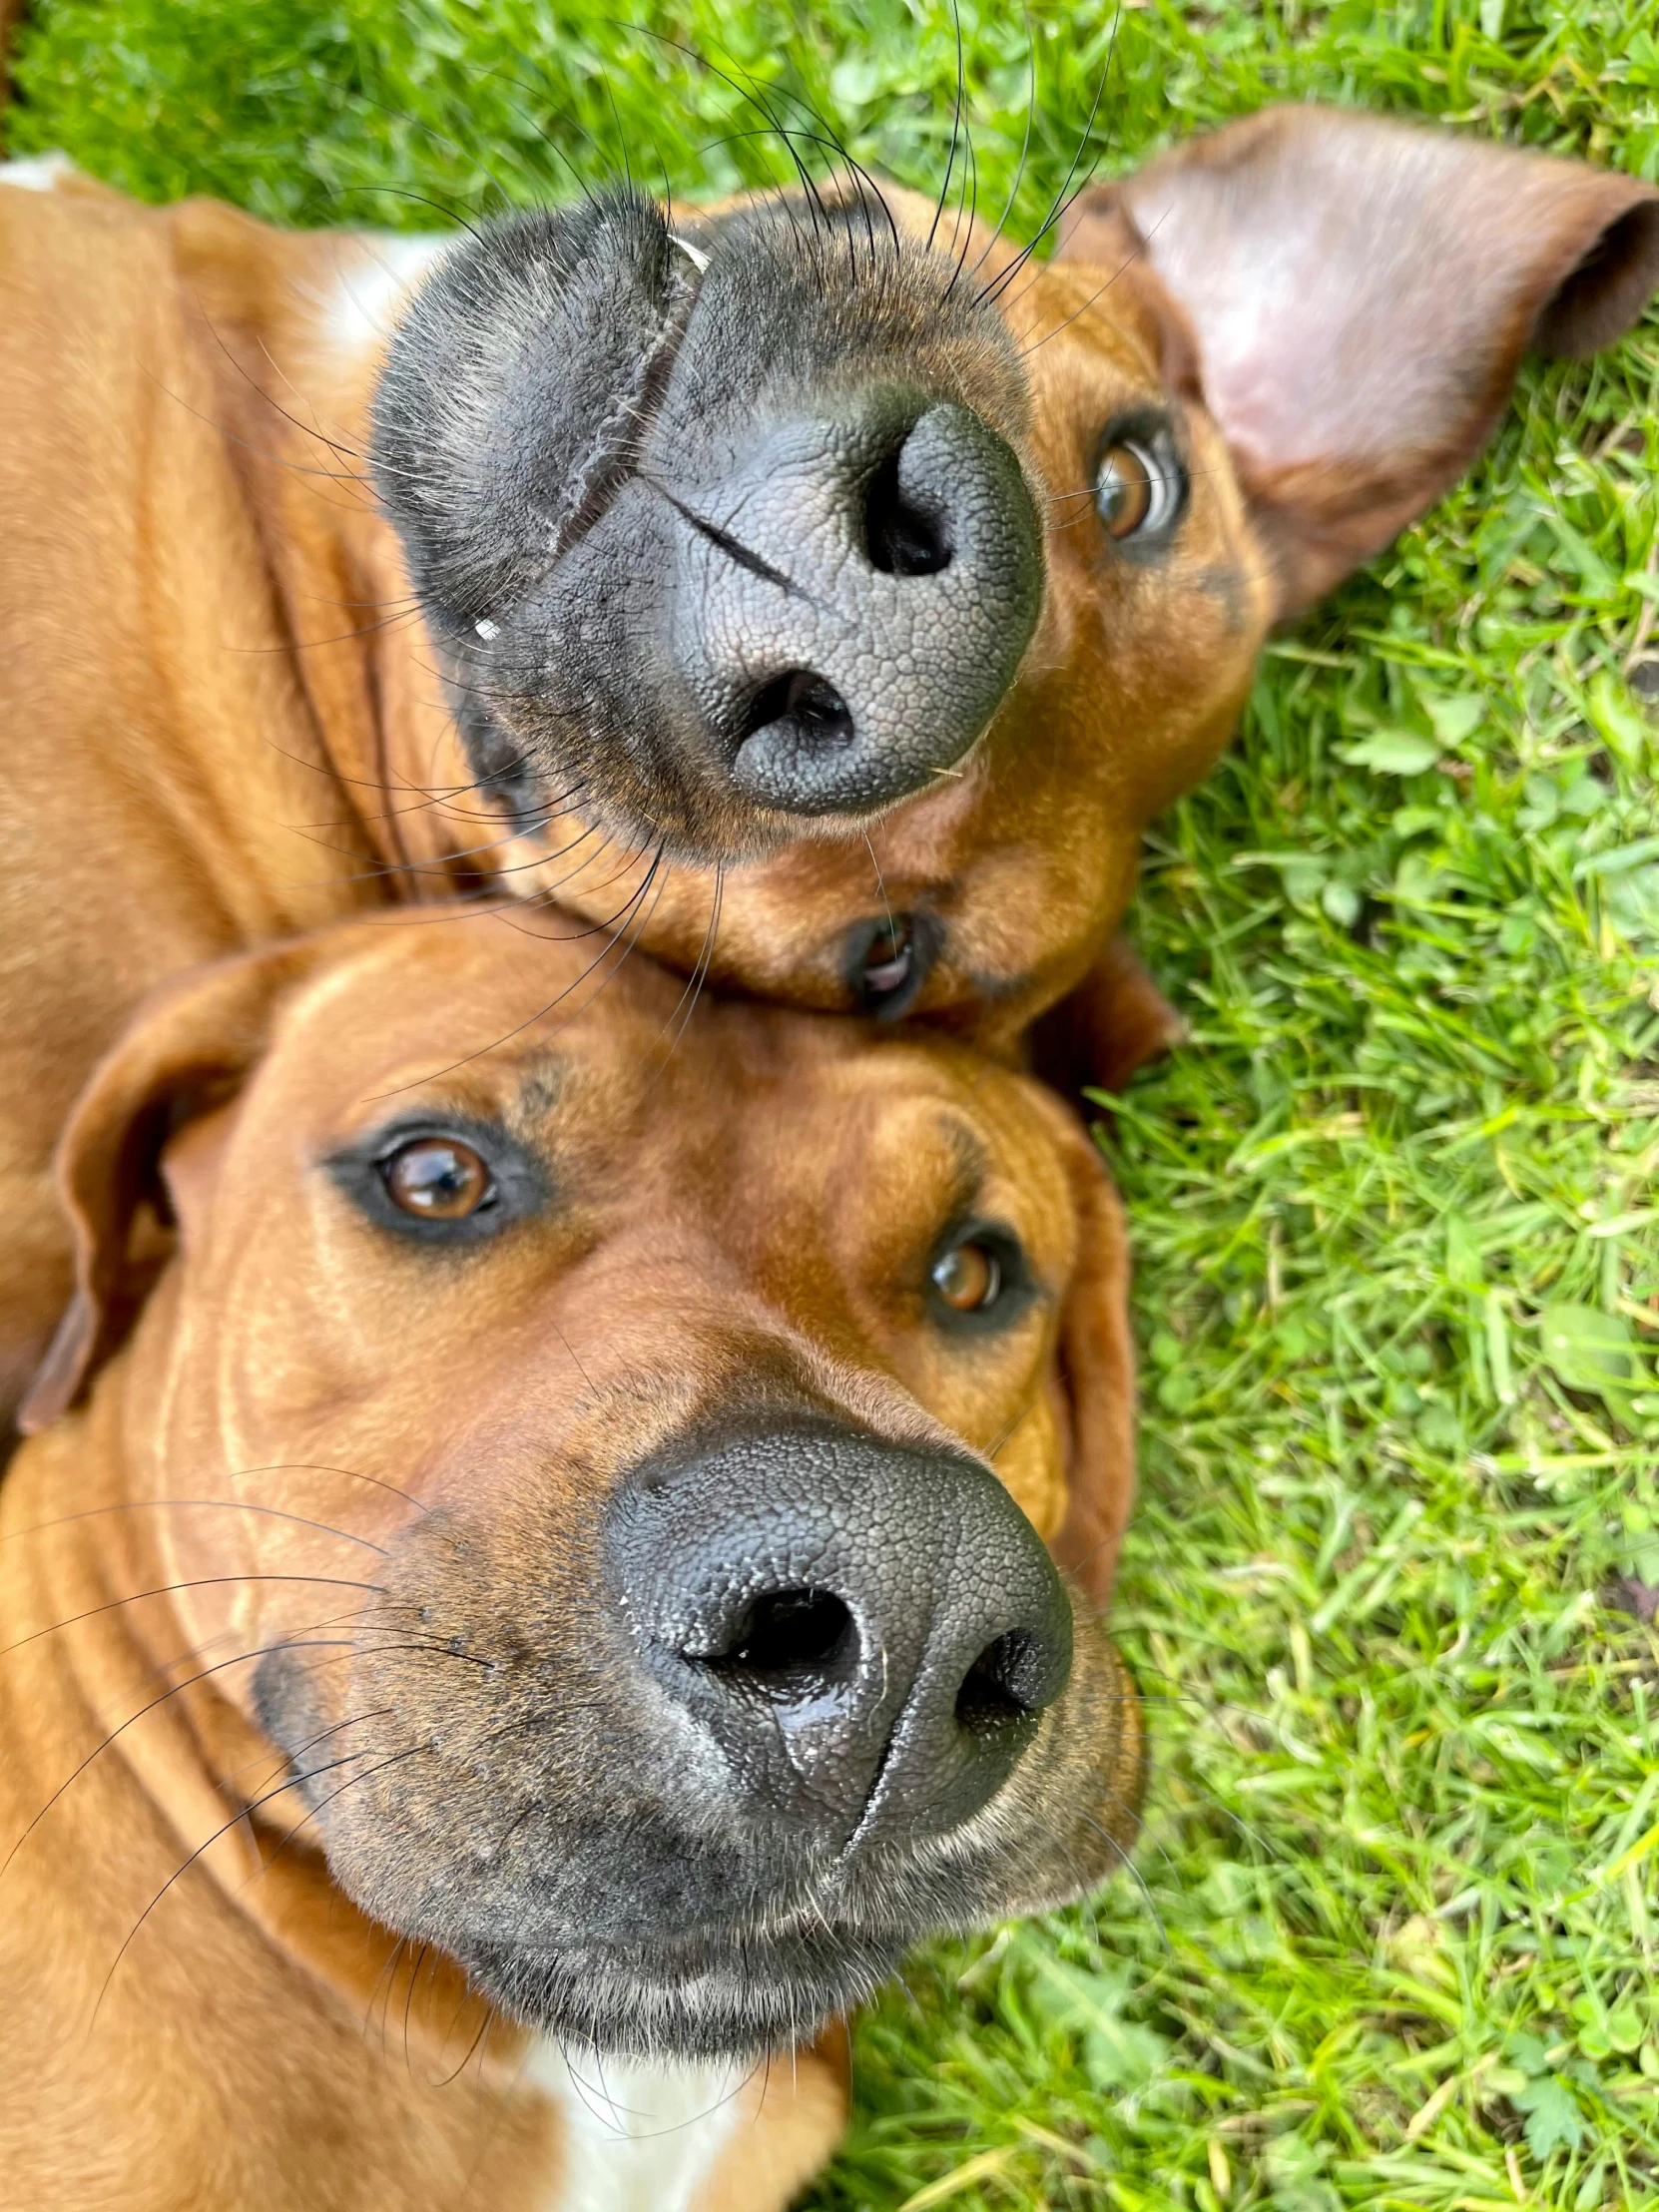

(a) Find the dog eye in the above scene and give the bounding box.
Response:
[1095,429,1184,541]
[328,1120,541,1241]
[863,919,913,999]
[926,1223,1032,1333]
[847,910,938,1020]
[931,1240,1001,1313]
[380,1137,495,1221]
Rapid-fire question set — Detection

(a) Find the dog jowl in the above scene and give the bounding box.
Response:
[369,105,1659,1039]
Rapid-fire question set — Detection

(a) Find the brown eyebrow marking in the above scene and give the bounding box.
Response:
[512,1050,568,1125]
[932,1114,991,1219]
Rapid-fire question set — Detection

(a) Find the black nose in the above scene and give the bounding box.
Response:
[670,390,1042,818]
[606,1422,1071,1850]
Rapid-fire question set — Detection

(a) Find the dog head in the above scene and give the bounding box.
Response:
[370,104,1659,1047]
[24,912,1141,2057]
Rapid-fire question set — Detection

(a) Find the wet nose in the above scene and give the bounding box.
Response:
[669,391,1042,819]
[605,1422,1071,1848]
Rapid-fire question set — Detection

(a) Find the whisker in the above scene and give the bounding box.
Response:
[0,1499,389,1553]
[927,0,968,257]
[0,1574,382,1663]
[2,1625,486,1880]
[1080,1809,1169,1950]
[216,1460,433,1519]
[1014,209,1173,362]
[92,1740,421,2026]
[363,837,667,1098]
[978,1,1124,313]
[365,1931,412,2050]
[651,861,724,1068]
[967,2,1038,284]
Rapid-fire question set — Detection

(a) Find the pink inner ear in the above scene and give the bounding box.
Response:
[1127,158,1492,476]
[1101,106,1659,608]
[1122,114,1653,478]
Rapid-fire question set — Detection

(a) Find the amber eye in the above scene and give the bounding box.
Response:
[380,1137,493,1220]
[931,1240,1002,1313]
[1095,432,1184,541]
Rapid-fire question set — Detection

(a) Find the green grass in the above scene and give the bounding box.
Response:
[12,1,1659,2204]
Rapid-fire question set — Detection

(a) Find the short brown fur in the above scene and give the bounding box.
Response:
[0,109,1651,1421]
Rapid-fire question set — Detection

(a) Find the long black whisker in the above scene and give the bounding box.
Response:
[968,0,1038,283]
[928,0,968,255]
[979,1,1124,312]
[621,24,832,246]
[91,1742,421,2026]
[364,838,666,1097]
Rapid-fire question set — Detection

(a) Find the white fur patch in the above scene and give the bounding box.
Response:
[316,233,449,361]
[524,2044,745,2212]
[0,151,76,193]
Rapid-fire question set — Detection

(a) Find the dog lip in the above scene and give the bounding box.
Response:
[468,242,706,634]
[550,266,703,576]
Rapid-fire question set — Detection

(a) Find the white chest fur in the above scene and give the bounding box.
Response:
[313,231,448,361]
[0,153,446,370]
[524,2043,746,2212]
[0,151,77,191]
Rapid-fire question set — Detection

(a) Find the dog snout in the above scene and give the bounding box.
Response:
[675,390,1042,819]
[373,191,1042,856]
[606,1421,1071,1849]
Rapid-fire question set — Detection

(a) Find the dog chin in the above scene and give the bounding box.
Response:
[456,1925,905,2059]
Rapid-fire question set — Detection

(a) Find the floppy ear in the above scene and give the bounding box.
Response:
[1042,1107,1137,1610]
[1058,105,1659,615]
[19,941,320,1434]
[1028,935,1186,1101]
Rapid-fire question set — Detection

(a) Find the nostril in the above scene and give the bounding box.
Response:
[704,1588,854,1685]
[739,669,853,751]
[954,1630,1041,1736]
[863,449,951,578]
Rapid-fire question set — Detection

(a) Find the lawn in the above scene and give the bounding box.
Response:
[10,1,1659,2205]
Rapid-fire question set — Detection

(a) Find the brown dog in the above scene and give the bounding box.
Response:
[0,109,1653,1424]
[0,907,1142,2210]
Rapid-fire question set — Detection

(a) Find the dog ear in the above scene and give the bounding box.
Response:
[1043,1108,1137,1610]
[1058,105,1659,615]
[1028,936,1186,1101]
[19,941,321,1433]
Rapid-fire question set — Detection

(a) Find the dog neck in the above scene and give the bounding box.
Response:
[176,203,476,884]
